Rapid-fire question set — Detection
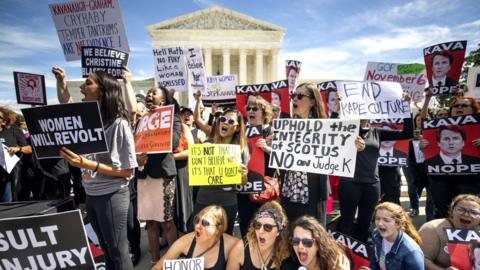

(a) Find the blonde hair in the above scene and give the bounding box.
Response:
[196,205,228,241]
[246,95,273,125]
[246,201,290,269]
[374,202,422,245]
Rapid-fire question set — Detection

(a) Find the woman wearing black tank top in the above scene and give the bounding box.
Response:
[227,201,290,270]
[152,205,240,270]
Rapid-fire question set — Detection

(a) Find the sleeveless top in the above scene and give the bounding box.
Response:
[182,235,226,270]
[240,244,274,270]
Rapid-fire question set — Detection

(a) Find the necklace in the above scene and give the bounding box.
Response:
[256,244,273,270]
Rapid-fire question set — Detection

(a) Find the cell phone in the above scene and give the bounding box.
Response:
[414,129,421,136]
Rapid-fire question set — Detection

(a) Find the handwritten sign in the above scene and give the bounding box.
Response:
[203,75,237,107]
[269,119,359,177]
[188,144,241,186]
[163,257,204,270]
[336,81,410,119]
[49,0,130,61]
[134,105,174,154]
[186,47,207,92]
[153,46,187,92]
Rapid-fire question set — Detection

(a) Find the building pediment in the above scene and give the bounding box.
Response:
[147,6,285,32]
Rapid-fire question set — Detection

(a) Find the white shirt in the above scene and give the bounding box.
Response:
[432,76,447,87]
[379,146,394,157]
[440,152,462,164]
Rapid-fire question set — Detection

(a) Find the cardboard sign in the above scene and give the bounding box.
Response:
[286,60,301,94]
[318,81,338,118]
[188,144,242,186]
[467,66,480,99]
[336,81,410,120]
[235,82,275,117]
[49,0,130,62]
[364,62,427,103]
[328,230,372,270]
[271,80,290,118]
[186,47,207,92]
[163,257,204,270]
[134,105,174,154]
[370,119,409,166]
[0,210,95,270]
[13,71,47,105]
[81,46,128,78]
[235,125,265,194]
[269,119,359,177]
[423,40,467,95]
[422,114,480,176]
[0,143,20,174]
[153,46,188,92]
[203,75,237,107]
[445,228,480,270]
[21,102,108,159]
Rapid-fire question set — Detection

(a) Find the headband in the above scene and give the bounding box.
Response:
[255,209,284,230]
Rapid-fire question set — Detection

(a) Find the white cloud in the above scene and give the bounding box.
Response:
[0,98,59,114]
[0,24,58,59]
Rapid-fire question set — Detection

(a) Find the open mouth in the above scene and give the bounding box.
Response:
[378,228,387,234]
[258,236,266,244]
[297,251,308,263]
[293,104,298,109]
[195,230,201,238]
[221,126,228,133]
[459,218,472,227]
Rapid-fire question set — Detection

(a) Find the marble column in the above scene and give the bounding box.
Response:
[239,48,247,85]
[270,48,279,82]
[204,48,212,76]
[222,48,230,75]
[255,49,264,84]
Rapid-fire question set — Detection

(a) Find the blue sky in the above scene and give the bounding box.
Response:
[1,0,479,111]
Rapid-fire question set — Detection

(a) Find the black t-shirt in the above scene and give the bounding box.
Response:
[0,126,27,149]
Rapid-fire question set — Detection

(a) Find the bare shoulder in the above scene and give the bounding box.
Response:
[223,233,242,249]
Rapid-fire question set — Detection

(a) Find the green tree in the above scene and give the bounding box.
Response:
[461,43,480,83]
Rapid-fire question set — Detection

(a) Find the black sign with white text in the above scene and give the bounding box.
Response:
[81,46,128,78]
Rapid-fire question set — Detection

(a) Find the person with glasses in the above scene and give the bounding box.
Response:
[153,205,240,270]
[365,202,423,270]
[288,215,349,270]
[419,194,480,269]
[280,83,330,226]
[190,108,249,235]
[0,107,32,202]
[227,201,290,270]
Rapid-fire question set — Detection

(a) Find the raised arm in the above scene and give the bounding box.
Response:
[420,88,432,120]
[52,67,73,104]
[193,91,213,137]
[121,67,137,121]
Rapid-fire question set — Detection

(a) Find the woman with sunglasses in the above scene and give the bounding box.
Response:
[419,194,480,269]
[135,85,181,265]
[420,89,480,218]
[363,202,423,270]
[289,215,349,270]
[190,108,249,234]
[227,201,290,270]
[237,96,274,236]
[280,83,330,225]
[153,205,240,270]
[52,67,138,269]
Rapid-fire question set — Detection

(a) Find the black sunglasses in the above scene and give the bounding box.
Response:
[246,106,259,112]
[218,115,237,125]
[193,215,216,227]
[452,103,471,109]
[291,237,315,248]
[253,221,277,232]
[290,93,313,100]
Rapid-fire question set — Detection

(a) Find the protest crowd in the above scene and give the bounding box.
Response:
[1,3,480,270]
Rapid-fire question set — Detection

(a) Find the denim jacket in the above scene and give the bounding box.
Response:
[370,229,425,270]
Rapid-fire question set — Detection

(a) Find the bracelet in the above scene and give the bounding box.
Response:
[93,161,100,173]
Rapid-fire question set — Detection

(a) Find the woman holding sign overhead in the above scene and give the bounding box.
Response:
[52,67,137,270]
[190,108,249,235]
[280,83,330,226]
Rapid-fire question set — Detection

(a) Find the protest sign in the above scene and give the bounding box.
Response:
[81,46,128,78]
[188,144,242,186]
[364,62,427,103]
[423,40,467,95]
[235,125,265,194]
[134,105,174,154]
[203,75,237,107]
[467,66,480,99]
[370,119,409,166]
[153,46,188,92]
[328,230,372,270]
[186,47,207,92]
[164,257,204,270]
[445,228,480,270]
[422,114,480,176]
[21,102,108,159]
[13,71,47,105]
[269,118,359,177]
[0,143,20,174]
[271,80,290,118]
[318,81,339,118]
[236,82,272,117]
[0,210,95,270]
[286,60,301,94]
[49,0,130,62]
[336,81,410,119]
